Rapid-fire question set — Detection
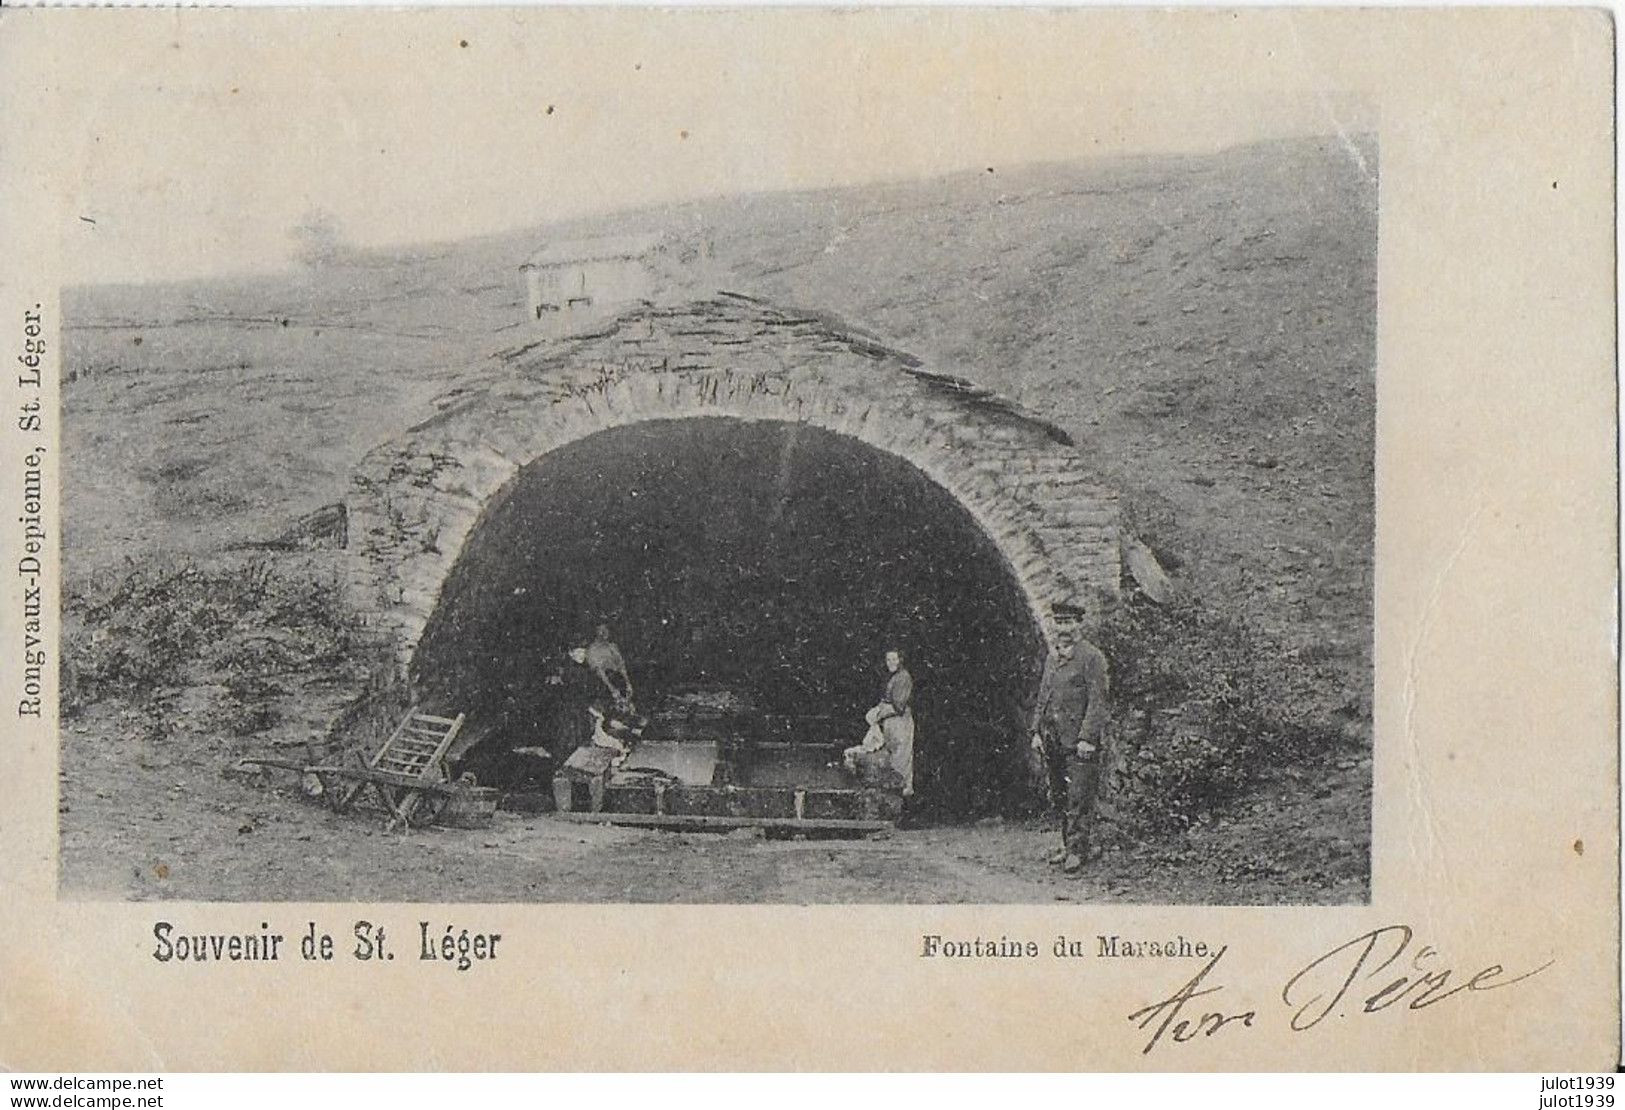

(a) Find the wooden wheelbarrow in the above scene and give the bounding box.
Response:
[306,708,466,830]
[305,764,470,829]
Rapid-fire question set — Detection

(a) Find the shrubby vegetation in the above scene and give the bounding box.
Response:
[59,558,1360,845]
[1097,594,1357,837]
[62,556,376,745]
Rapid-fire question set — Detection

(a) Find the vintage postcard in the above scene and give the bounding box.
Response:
[0,6,1615,1071]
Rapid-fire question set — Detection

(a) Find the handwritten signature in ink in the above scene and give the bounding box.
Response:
[1128,924,1553,1055]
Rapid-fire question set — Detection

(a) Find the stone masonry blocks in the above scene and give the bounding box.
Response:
[346,335,1121,678]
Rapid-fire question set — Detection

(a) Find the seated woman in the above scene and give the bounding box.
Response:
[554,704,638,813]
[841,648,915,797]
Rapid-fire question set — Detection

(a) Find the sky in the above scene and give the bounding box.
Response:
[12,8,1376,285]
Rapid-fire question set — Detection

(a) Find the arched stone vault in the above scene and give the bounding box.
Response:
[343,294,1121,682]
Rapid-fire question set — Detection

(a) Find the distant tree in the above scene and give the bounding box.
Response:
[288,207,348,268]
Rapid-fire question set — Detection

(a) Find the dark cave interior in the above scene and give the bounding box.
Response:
[413,417,1047,816]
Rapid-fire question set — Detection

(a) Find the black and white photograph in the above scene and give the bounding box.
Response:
[55,52,1377,907]
[2,4,1617,1077]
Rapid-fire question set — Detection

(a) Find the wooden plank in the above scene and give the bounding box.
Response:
[236,757,307,773]
[366,708,418,770]
[372,770,440,787]
[552,812,892,832]
[378,760,425,775]
[412,712,459,727]
[424,714,464,777]
[386,758,435,770]
[377,783,434,831]
[750,741,844,751]
[306,767,464,793]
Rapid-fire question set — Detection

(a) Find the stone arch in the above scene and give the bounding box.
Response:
[344,363,1120,682]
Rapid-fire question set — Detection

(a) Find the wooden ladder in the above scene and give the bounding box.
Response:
[370,708,465,782]
[321,707,466,829]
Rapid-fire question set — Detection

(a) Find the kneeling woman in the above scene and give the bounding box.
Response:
[842,648,915,797]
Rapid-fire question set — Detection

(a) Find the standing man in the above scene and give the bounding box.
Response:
[1031,638,1110,873]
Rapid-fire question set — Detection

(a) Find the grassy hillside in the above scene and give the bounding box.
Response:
[60,134,1375,899]
[65,134,1374,655]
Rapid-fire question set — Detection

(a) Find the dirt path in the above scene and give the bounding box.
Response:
[59,714,1366,905]
[60,750,1083,903]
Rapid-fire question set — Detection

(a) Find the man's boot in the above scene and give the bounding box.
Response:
[1047,847,1069,866]
[1063,830,1088,873]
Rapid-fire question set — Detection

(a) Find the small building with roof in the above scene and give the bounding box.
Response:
[519,232,672,335]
